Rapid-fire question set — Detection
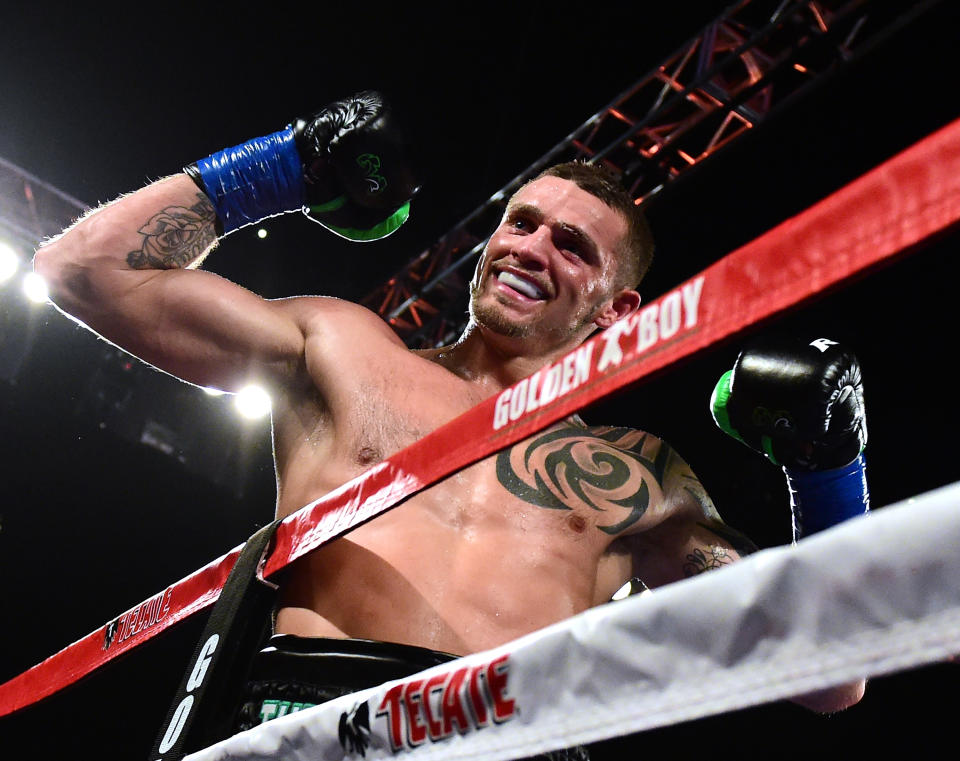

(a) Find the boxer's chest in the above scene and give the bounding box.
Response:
[291,345,669,541]
[337,377,668,541]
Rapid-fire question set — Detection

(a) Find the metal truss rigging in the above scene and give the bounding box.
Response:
[359,0,930,349]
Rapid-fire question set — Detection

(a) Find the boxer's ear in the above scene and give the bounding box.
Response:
[593,289,640,329]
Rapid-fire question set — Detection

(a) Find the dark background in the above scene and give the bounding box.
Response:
[0,1,958,756]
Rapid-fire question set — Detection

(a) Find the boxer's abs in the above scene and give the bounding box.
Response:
[275,456,637,653]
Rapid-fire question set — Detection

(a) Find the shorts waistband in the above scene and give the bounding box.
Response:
[250,634,459,691]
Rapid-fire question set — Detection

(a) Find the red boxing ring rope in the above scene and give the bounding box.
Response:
[3,113,960,718]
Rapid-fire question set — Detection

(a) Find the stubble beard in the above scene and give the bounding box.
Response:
[469,280,533,338]
[468,278,600,343]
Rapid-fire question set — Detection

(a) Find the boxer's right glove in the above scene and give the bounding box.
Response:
[709,337,870,542]
[184,91,417,241]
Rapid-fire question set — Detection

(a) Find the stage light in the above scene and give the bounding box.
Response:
[234,384,271,419]
[22,272,49,303]
[0,241,19,284]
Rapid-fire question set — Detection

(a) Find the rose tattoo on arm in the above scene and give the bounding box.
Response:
[126,194,217,270]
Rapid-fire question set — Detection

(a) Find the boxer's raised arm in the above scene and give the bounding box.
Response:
[34,91,418,392]
[34,173,307,391]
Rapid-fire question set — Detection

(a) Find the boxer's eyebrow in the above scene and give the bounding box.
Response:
[506,202,599,259]
[505,202,542,223]
[555,220,598,259]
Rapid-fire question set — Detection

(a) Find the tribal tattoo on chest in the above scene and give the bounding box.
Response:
[495,424,671,534]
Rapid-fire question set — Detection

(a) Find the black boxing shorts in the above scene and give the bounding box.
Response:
[235,634,590,761]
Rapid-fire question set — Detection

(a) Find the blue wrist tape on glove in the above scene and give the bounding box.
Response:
[785,453,870,541]
[196,128,303,233]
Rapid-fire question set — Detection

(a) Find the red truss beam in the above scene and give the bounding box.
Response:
[360,0,930,349]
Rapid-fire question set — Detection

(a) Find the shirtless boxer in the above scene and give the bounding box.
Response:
[32,93,865,747]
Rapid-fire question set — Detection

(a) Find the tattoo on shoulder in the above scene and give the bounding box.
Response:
[495,423,670,535]
[126,194,217,270]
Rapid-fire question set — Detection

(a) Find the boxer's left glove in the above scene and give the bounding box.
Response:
[184,91,417,241]
[710,337,870,541]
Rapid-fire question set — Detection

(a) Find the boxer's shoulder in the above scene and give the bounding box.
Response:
[268,295,420,427]
[270,295,405,345]
[565,422,726,533]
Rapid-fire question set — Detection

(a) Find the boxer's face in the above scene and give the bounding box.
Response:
[469,176,637,349]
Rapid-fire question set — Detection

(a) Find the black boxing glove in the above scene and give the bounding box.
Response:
[184,91,417,241]
[710,337,870,541]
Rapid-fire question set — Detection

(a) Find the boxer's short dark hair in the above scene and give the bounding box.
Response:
[533,161,654,289]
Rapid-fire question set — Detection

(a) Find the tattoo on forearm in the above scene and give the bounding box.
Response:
[126,194,217,269]
[496,425,670,534]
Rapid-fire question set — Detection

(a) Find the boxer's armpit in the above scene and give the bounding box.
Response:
[631,519,758,584]
[126,193,218,270]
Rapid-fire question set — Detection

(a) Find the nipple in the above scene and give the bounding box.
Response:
[356,446,382,466]
[567,513,587,533]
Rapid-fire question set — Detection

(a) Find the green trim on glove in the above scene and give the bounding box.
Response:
[710,370,742,442]
[760,434,780,466]
[711,370,784,466]
[309,195,347,213]
[309,200,411,242]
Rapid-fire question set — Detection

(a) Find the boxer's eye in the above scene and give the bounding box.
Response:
[560,238,583,259]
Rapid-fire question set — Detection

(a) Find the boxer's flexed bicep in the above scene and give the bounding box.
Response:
[35,91,418,394]
[34,174,307,392]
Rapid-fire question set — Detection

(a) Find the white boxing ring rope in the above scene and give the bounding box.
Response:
[187,481,960,761]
